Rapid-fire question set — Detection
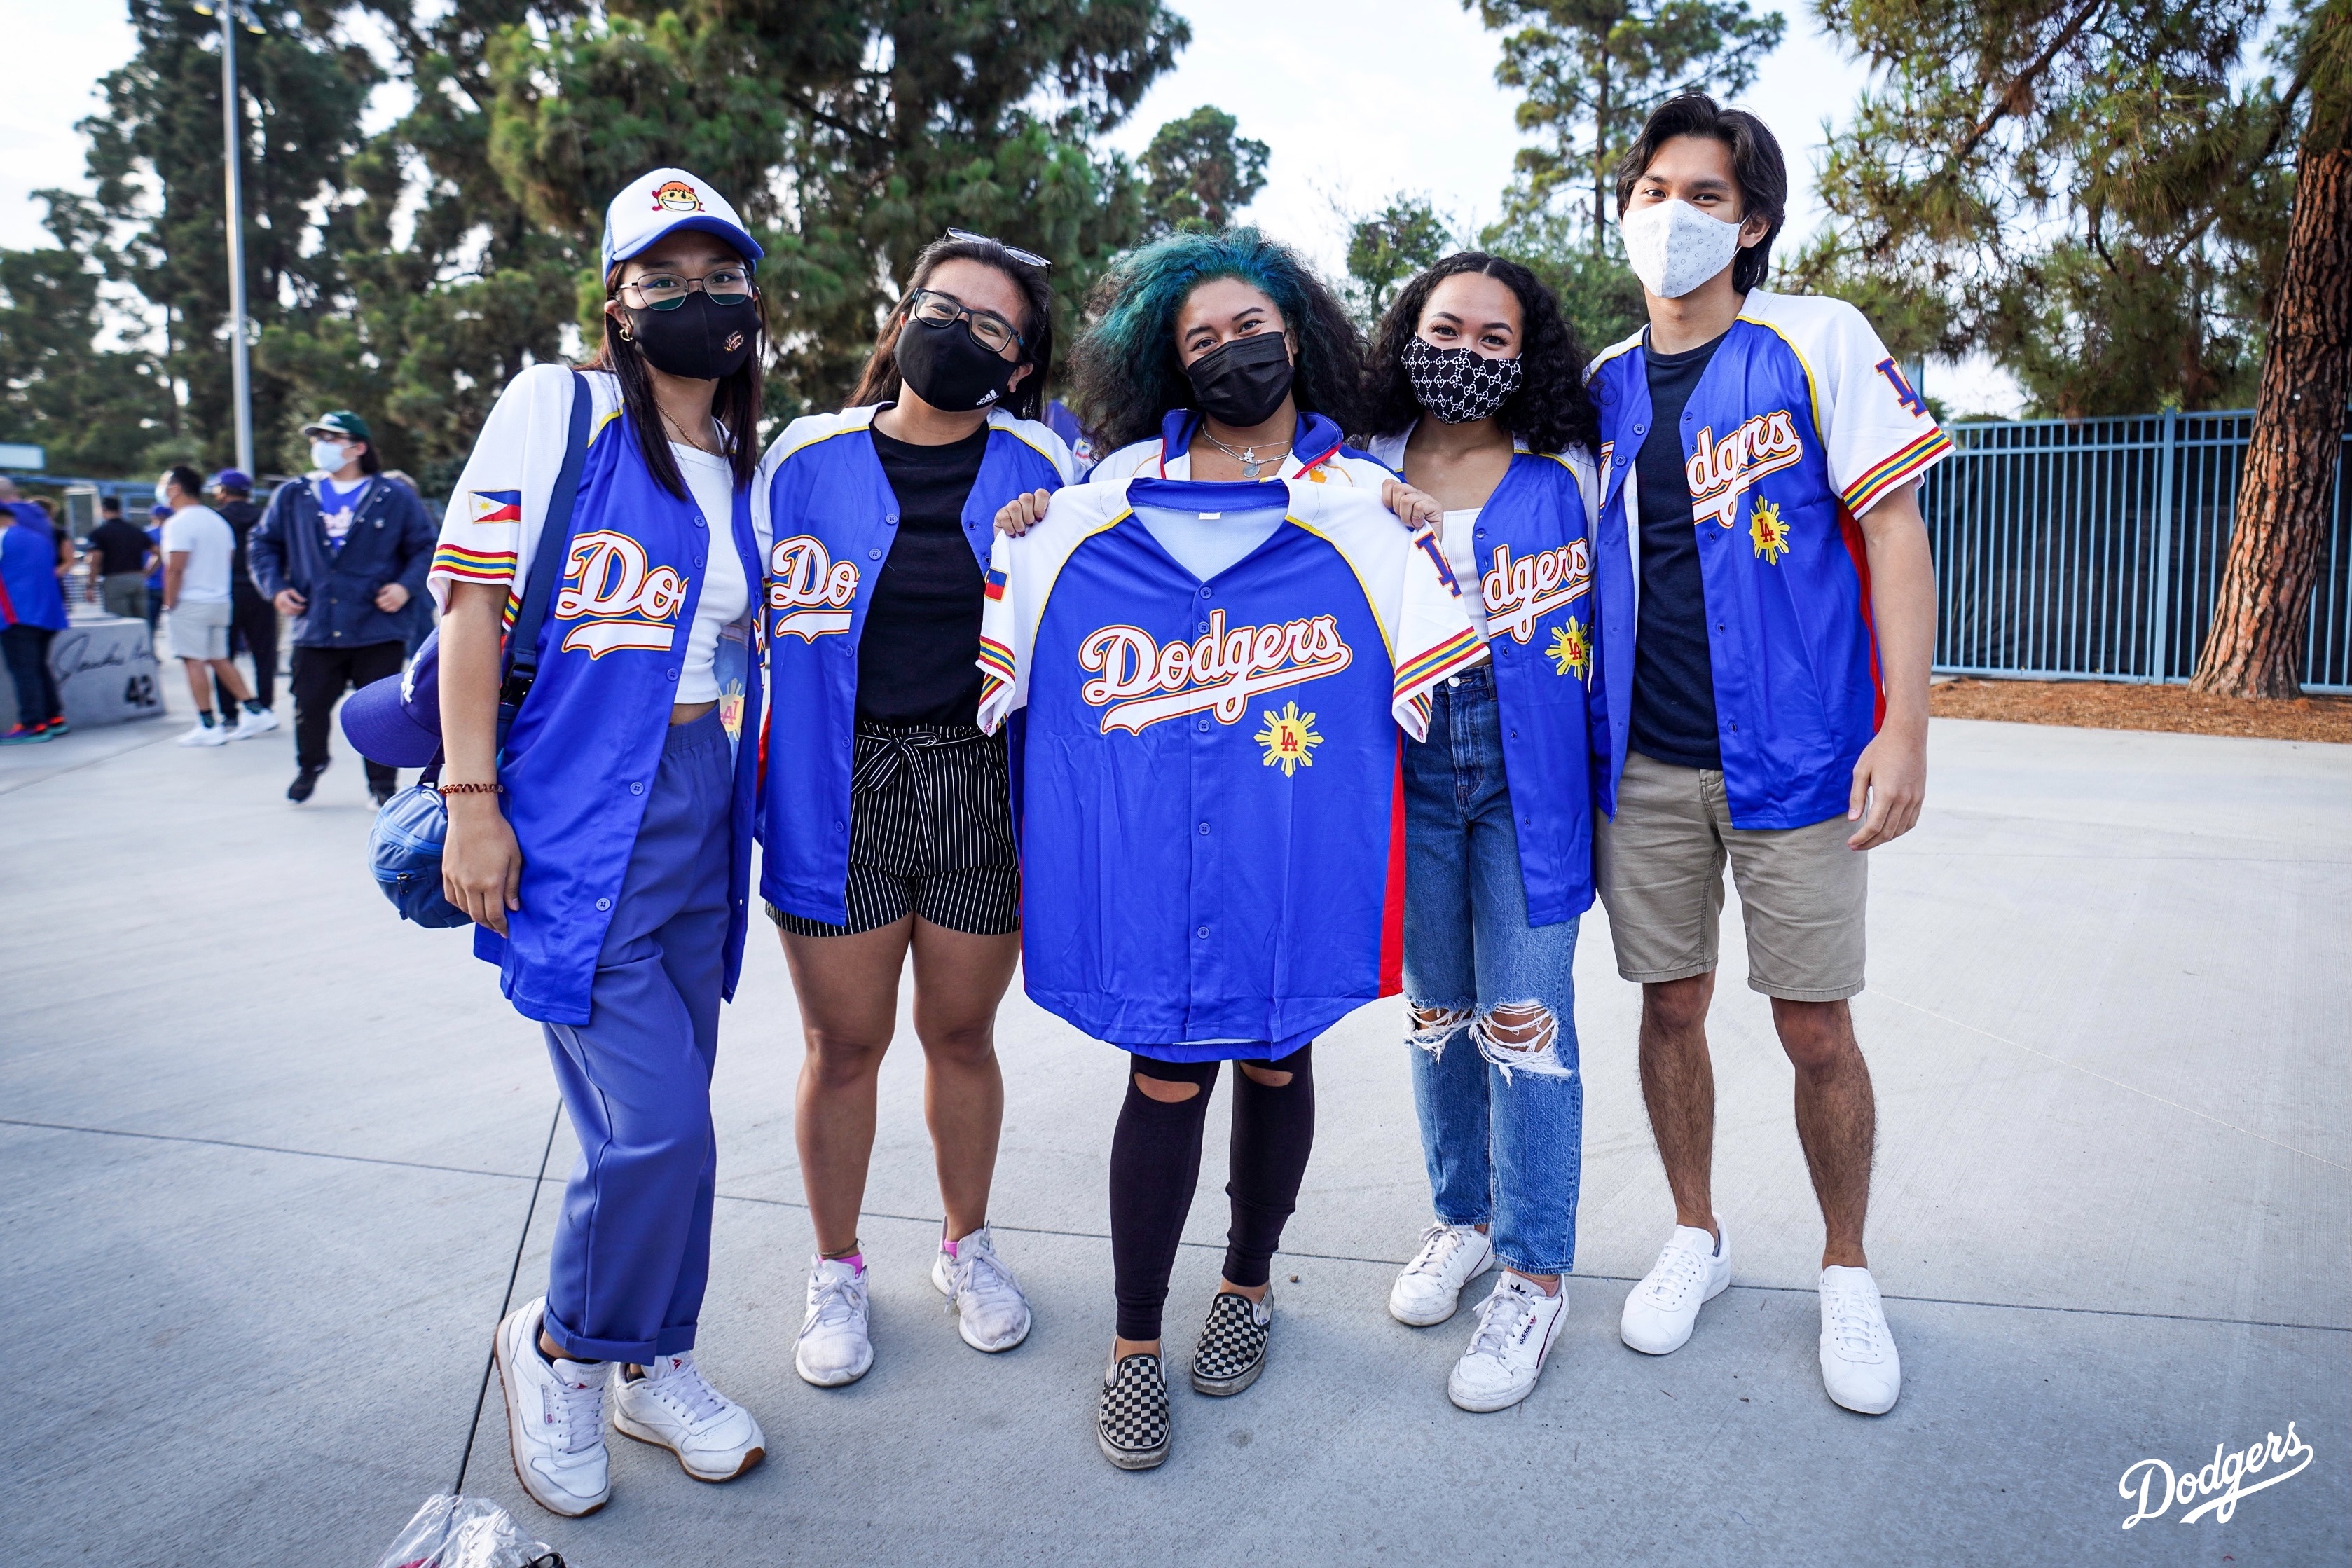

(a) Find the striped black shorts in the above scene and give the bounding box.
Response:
[768,722,1020,938]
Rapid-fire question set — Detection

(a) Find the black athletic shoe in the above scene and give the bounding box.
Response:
[1190,1288,1272,1396]
[287,764,326,803]
[1097,1352,1170,1471]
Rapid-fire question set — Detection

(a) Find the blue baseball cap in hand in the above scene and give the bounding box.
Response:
[341,630,444,767]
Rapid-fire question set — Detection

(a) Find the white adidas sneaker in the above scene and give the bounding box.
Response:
[931,1225,1032,1352]
[1448,1273,1569,1412]
[1620,1218,1731,1355]
[610,1351,767,1480]
[1818,1265,1902,1415]
[1389,1221,1497,1326]
[492,1298,610,1518]
[795,1255,874,1387]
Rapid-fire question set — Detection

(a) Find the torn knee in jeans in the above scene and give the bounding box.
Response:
[1406,1002,1473,1058]
[1472,1001,1575,1080]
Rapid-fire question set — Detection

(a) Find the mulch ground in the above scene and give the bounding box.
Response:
[1929,678,2352,743]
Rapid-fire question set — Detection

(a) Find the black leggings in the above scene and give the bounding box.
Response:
[1109,1043,1316,1342]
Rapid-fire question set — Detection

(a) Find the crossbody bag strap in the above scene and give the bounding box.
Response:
[499,368,593,706]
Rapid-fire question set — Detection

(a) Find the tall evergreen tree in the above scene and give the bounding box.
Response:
[0,195,176,476]
[1141,106,1270,235]
[1344,194,1452,324]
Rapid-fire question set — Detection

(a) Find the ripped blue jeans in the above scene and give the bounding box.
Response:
[1402,666,1583,1277]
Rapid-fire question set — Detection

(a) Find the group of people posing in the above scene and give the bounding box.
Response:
[377,91,1948,1514]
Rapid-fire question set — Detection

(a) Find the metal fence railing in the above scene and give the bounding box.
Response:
[1919,411,2352,692]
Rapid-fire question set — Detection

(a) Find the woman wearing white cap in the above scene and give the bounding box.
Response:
[428,167,773,1517]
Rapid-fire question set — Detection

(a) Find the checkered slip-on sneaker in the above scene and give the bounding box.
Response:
[1190,1287,1272,1396]
[1098,1352,1170,1471]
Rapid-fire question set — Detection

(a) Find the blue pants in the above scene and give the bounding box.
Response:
[539,711,732,1363]
[1401,667,1584,1277]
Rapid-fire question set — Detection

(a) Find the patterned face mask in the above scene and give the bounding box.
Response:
[1402,336,1525,425]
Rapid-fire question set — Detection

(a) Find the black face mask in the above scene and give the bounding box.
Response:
[895,315,1021,412]
[623,292,755,381]
[1184,332,1295,427]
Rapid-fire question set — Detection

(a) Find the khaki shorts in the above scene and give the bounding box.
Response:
[166,599,231,661]
[1595,750,1867,1001]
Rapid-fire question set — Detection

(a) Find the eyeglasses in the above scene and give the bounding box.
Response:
[945,228,1052,272]
[617,266,757,310]
[904,289,1026,355]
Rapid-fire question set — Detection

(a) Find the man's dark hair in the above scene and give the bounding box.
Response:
[165,465,203,500]
[100,495,123,516]
[1614,92,1787,293]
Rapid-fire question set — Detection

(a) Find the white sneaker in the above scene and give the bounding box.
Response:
[1448,1273,1568,1412]
[227,706,279,737]
[1620,1218,1731,1355]
[610,1351,767,1480]
[175,720,228,747]
[492,1298,610,1518]
[795,1255,874,1387]
[1819,1266,1902,1415]
[1389,1221,1497,1326]
[930,1225,1032,1352]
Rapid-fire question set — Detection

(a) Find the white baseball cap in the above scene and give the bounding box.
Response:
[600,167,764,281]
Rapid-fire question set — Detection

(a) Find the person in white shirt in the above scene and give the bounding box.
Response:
[158,465,277,748]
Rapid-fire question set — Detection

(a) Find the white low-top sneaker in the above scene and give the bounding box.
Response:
[1620,1218,1731,1355]
[610,1352,767,1480]
[1448,1274,1568,1412]
[175,721,228,747]
[1818,1265,1902,1415]
[1389,1221,1497,1327]
[228,706,280,738]
[493,1298,611,1518]
[795,1255,874,1387]
[930,1226,1032,1353]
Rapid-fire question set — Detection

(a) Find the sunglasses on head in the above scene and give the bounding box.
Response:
[945,228,1052,271]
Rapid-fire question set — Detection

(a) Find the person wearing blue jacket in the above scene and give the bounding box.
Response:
[248,412,436,804]
[1358,252,1620,1415]
[432,167,773,1518]
[0,500,69,743]
[758,230,1071,1391]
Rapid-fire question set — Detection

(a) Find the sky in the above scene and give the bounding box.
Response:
[1,1,2020,412]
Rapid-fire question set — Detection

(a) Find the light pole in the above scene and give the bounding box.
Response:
[193,0,263,477]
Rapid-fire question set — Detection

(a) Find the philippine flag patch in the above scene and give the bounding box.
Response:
[984,564,1007,601]
[469,490,523,524]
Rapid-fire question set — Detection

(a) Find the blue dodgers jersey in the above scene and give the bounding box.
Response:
[979,476,1485,1059]
[754,404,1071,924]
[1586,290,1951,829]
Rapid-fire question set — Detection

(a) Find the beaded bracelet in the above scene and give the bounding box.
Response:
[438,781,504,795]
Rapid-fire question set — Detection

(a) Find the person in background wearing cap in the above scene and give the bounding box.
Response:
[424,166,772,1519]
[208,469,279,723]
[1,488,70,743]
[249,410,434,804]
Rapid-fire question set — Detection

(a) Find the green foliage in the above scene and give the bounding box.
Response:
[0,196,177,476]
[1799,0,2309,415]
[1141,105,1270,235]
[1473,0,1784,252]
[1343,195,1454,324]
[1481,206,1649,349]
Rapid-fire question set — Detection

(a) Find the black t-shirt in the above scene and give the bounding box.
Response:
[85,516,151,577]
[216,497,263,602]
[859,424,991,727]
[1630,331,1729,771]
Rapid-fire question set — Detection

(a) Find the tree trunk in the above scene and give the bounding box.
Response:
[2190,132,2352,698]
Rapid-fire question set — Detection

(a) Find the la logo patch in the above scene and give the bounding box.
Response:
[1256,701,1322,776]
[1749,495,1791,564]
[1547,617,1591,682]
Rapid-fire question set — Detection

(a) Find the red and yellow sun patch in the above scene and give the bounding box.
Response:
[1547,616,1591,682]
[1255,701,1322,776]
[1749,496,1791,564]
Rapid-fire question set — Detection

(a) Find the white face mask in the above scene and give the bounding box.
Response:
[1619,198,1747,299]
[154,480,172,508]
[311,439,351,474]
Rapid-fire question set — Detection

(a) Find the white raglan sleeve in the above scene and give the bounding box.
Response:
[1804,298,1955,518]
[1387,522,1488,740]
[429,362,598,612]
[975,530,1025,734]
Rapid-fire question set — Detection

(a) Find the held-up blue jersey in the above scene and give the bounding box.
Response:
[1586,290,1950,829]
[978,476,1485,1060]
[1368,433,1617,926]
[755,404,1072,925]
[1084,408,1396,490]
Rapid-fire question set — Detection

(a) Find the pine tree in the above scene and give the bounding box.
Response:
[0,196,176,476]
[1141,106,1270,235]
[1344,195,1453,324]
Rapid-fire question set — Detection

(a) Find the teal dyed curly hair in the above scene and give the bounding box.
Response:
[1067,227,1368,451]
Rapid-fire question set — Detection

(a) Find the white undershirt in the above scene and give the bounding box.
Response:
[672,443,745,703]
[1440,508,1488,638]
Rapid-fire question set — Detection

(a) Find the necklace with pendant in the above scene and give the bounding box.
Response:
[1201,430,1291,481]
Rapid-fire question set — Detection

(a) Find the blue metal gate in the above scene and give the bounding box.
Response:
[1920,411,2352,692]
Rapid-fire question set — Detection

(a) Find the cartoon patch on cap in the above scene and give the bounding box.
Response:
[652,180,705,213]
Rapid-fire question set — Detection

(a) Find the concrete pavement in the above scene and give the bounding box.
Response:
[1,690,2344,1565]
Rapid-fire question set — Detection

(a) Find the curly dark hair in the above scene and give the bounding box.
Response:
[1363,252,1599,456]
[1068,227,1368,451]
